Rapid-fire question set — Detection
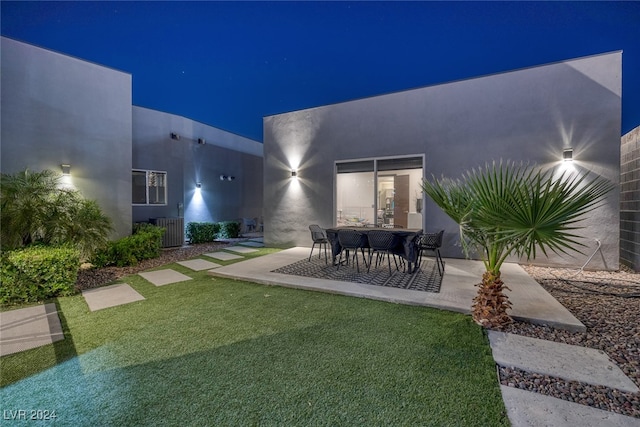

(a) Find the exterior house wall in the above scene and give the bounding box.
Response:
[1,37,133,239]
[264,52,622,270]
[621,125,640,271]
[1,37,264,244]
[132,107,264,227]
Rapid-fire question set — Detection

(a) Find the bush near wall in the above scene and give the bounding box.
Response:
[186,221,241,243]
[219,221,241,239]
[1,245,80,306]
[91,224,165,267]
[186,222,220,244]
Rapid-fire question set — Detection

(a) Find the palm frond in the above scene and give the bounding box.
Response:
[422,160,614,273]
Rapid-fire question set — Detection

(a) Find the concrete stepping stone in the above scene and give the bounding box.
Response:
[239,241,264,248]
[489,331,639,393]
[225,246,259,254]
[0,303,64,356]
[204,251,244,261]
[501,385,640,427]
[177,259,222,271]
[139,269,193,287]
[82,283,145,311]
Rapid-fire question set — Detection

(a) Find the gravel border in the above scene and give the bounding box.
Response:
[500,265,640,418]
[76,247,639,418]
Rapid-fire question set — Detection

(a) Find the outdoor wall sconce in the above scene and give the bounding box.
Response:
[291,170,297,178]
[563,148,573,162]
[196,182,202,189]
[198,138,206,145]
[220,175,235,181]
[170,132,180,140]
[61,164,71,176]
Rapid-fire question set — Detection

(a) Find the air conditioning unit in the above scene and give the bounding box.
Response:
[149,217,184,247]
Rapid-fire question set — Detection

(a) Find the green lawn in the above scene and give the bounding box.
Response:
[1,249,508,426]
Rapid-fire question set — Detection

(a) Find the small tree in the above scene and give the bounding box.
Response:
[1,168,112,260]
[422,161,613,328]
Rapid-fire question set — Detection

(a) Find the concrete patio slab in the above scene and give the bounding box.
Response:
[489,331,639,393]
[501,386,640,427]
[225,246,259,254]
[208,247,585,332]
[139,269,192,286]
[177,259,222,271]
[0,304,64,356]
[82,283,145,312]
[204,251,244,261]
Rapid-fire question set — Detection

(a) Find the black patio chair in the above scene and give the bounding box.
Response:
[416,230,445,275]
[366,230,399,275]
[337,229,368,273]
[308,224,329,263]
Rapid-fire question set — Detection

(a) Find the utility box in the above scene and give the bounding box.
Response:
[149,217,184,247]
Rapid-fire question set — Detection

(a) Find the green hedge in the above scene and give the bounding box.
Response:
[92,224,165,267]
[219,221,241,239]
[186,221,241,243]
[1,245,80,306]
[186,222,220,244]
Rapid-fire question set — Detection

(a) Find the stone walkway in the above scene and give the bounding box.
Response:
[0,239,264,354]
[489,330,640,426]
[0,304,64,356]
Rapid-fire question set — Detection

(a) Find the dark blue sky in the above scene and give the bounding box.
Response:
[2,1,639,142]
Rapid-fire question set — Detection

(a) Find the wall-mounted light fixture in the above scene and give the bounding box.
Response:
[291,170,298,178]
[198,138,206,145]
[170,132,180,140]
[220,175,235,181]
[196,182,202,189]
[61,164,71,176]
[563,148,573,162]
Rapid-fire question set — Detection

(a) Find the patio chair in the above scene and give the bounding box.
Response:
[337,229,368,273]
[366,230,399,275]
[416,230,445,275]
[308,224,329,263]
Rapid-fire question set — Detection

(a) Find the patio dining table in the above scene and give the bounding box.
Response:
[325,227,423,273]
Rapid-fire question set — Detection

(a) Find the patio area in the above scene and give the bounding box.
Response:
[209,246,586,332]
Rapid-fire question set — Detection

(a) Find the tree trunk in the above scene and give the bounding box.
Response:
[472,270,513,329]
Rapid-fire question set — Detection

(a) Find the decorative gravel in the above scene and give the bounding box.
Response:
[499,265,640,418]
[76,247,639,418]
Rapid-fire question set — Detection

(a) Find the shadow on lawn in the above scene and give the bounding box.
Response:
[0,315,507,426]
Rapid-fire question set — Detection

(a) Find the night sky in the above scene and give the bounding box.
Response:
[2,1,639,142]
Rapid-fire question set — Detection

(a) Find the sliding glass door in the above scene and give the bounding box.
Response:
[336,156,424,229]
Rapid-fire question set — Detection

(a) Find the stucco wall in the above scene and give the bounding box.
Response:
[264,52,622,270]
[1,37,133,238]
[621,125,640,271]
[132,107,264,227]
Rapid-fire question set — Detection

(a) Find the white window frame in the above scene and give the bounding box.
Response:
[132,169,167,206]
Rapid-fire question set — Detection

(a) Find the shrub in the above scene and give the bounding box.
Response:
[1,245,80,306]
[0,168,112,260]
[219,221,241,239]
[92,224,165,267]
[186,222,220,244]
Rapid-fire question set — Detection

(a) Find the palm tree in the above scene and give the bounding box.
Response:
[1,168,112,260]
[421,161,613,329]
[0,168,62,248]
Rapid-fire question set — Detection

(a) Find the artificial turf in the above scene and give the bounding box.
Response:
[1,250,508,426]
